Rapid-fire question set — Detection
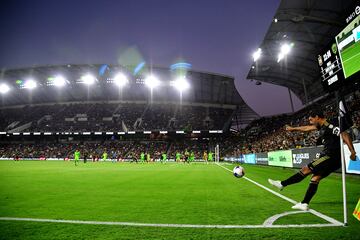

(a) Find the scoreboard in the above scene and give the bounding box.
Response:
[318,3,360,92]
[318,41,344,91]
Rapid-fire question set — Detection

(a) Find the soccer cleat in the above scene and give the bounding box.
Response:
[291,202,309,211]
[268,179,284,191]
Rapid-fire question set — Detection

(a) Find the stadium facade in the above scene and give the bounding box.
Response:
[0,64,259,135]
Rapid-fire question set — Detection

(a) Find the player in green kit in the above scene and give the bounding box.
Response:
[208,151,213,162]
[176,152,181,162]
[189,151,195,163]
[140,152,145,163]
[102,151,108,162]
[161,152,167,163]
[74,149,80,166]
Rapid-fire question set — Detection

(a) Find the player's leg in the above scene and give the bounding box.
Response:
[302,175,322,204]
[268,155,331,190]
[292,174,322,211]
[292,155,337,211]
[268,165,311,190]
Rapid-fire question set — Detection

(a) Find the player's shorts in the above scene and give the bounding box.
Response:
[307,154,341,178]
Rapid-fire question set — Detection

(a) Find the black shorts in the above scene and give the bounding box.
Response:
[307,154,341,178]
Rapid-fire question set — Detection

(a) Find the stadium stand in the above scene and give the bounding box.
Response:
[0,64,359,161]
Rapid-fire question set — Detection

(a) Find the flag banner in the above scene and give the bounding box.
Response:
[353,198,360,221]
[339,99,353,132]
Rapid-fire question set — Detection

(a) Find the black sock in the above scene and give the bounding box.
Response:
[302,181,319,204]
[281,172,306,187]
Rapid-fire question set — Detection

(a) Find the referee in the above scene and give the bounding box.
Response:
[268,109,357,211]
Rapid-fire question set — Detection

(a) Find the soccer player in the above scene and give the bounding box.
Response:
[111,151,117,163]
[208,151,213,162]
[83,151,87,164]
[147,153,151,163]
[161,152,167,163]
[74,149,80,166]
[189,151,195,163]
[203,151,208,164]
[102,151,108,162]
[140,152,145,163]
[268,110,357,211]
[176,152,181,162]
[184,150,189,164]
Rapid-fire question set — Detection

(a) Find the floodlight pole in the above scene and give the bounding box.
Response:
[288,88,294,113]
[302,78,309,106]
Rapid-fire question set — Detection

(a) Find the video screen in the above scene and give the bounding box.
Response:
[336,14,360,79]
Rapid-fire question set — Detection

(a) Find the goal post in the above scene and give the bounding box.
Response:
[215,144,220,163]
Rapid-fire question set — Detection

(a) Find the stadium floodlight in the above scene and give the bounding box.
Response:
[81,74,95,85]
[252,48,262,62]
[173,77,190,92]
[0,83,10,94]
[281,43,291,55]
[53,76,67,87]
[274,18,278,23]
[277,52,285,62]
[114,73,128,87]
[277,43,293,62]
[145,75,160,89]
[24,79,37,89]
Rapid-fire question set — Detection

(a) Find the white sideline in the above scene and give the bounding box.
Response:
[215,163,343,226]
[0,217,341,228]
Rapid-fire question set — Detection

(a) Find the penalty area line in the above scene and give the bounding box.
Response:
[215,163,343,226]
[0,217,341,228]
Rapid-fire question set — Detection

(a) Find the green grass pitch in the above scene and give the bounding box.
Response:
[340,42,360,78]
[0,161,359,239]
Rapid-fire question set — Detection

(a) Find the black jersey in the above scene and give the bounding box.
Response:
[317,118,341,157]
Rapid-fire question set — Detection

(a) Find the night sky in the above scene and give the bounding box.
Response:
[0,0,303,116]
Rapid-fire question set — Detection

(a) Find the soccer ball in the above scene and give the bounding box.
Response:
[233,166,245,178]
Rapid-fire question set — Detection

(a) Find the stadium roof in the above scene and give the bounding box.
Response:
[246,0,358,104]
[0,64,259,126]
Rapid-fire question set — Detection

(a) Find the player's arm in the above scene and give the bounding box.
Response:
[341,131,357,160]
[285,125,317,132]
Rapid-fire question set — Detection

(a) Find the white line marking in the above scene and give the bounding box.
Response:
[0,217,341,228]
[215,163,343,226]
[263,211,306,226]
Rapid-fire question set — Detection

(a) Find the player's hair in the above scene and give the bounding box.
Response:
[309,108,325,118]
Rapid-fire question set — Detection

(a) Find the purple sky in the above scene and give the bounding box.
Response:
[0,0,303,116]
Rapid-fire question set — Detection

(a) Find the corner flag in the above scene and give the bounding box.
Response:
[354,198,360,221]
[339,99,353,132]
[338,98,354,226]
